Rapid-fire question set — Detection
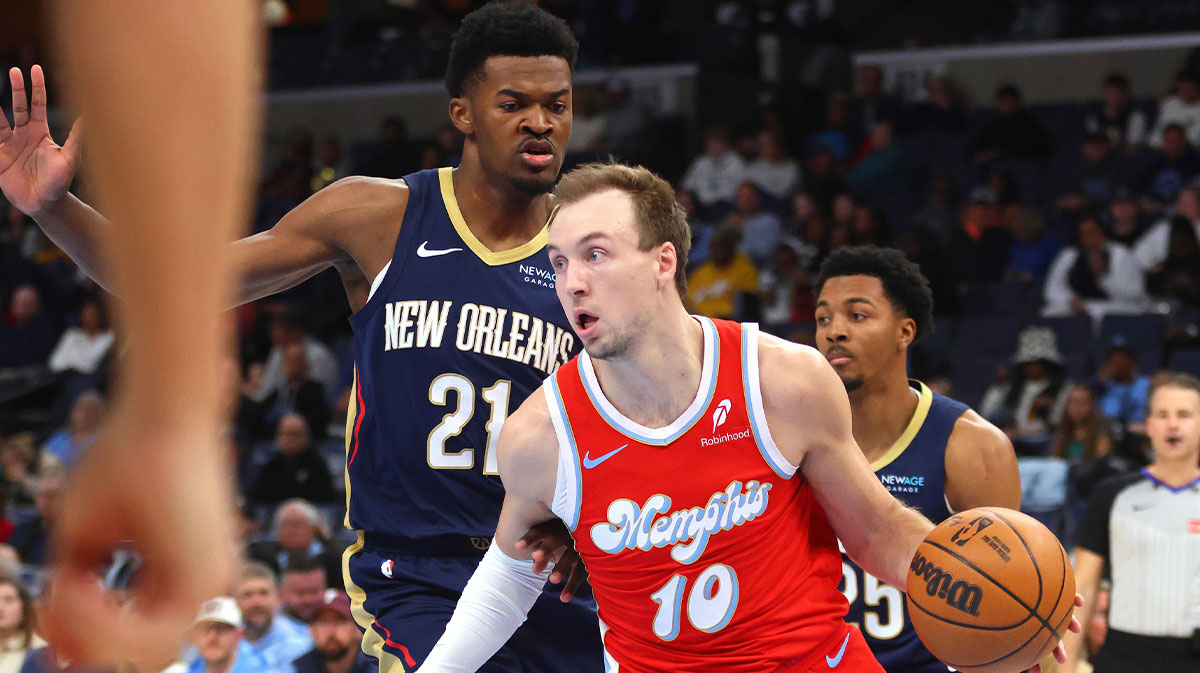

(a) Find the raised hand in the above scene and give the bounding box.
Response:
[0,65,81,217]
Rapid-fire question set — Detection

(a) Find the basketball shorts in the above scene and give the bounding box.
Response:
[773,624,886,673]
[344,534,604,673]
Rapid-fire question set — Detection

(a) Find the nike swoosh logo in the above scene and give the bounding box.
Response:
[826,633,850,668]
[417,241,464,257]
[582,444,629,469]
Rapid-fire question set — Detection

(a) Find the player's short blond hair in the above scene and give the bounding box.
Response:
[552,162,691,298]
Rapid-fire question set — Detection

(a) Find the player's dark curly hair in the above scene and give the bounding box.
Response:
[814,246,934,340]
[445,1,578,98]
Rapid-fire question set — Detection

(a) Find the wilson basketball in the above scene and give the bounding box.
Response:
[906,507,1075,673]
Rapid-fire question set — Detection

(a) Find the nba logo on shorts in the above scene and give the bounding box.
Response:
[712,399,732,433]
[380,559,394,578]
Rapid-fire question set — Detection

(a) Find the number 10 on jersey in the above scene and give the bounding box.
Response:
[650,564,740,641]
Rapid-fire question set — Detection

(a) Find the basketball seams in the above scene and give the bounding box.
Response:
[909,508,1076,673]
[921,539,1056,634]
[980,508,1045,608]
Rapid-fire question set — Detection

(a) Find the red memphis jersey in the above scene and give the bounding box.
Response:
[542,317,850,672]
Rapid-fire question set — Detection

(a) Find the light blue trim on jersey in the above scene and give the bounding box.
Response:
[546,376,584,532]
[577,316,719,446]
[741,323,795,479]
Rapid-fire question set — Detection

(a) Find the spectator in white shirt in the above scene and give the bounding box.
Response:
[745,130,800,200]
[725,182,783,268]
[255,309,337,404]
[1148,70,1200,148]
[680,127,746,210]
[1043,215,1150,324]
[1132,185,1200,271]
[47,297,113,375]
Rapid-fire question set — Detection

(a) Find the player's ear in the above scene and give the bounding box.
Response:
[656,242,677,292]
[897,316,917,350]
[449,96,473,136]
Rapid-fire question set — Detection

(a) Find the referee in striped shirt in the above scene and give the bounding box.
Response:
[1062,372,1200,673]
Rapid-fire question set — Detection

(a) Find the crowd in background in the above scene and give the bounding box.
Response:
[3,3,1200,671]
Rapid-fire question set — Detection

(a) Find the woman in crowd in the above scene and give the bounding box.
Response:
[0,579,43,673]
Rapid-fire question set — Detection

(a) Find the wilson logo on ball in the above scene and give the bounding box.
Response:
[910,553,983,617]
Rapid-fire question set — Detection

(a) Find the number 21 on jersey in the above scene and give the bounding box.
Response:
[426,373,511,474]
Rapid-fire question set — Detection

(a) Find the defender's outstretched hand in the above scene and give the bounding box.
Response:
[515,519,589,602]
[0,66,81,217]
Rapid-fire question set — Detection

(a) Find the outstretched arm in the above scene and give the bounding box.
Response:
[1,68,404,307]
[42,1,257,670]
[419,393,565,672]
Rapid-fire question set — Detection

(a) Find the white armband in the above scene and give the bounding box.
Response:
[417,544,550,672]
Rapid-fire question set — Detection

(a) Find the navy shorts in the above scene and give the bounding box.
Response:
[344,534,604,673]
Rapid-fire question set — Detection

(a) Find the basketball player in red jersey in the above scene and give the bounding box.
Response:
[417,163,1079,673]
[416,162,922,673]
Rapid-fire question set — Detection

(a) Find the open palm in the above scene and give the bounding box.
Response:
[0,65,80,217]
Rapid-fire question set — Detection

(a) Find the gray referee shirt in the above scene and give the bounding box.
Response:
[1076,468,1200,638]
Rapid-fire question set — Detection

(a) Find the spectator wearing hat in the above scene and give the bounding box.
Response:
[292,591,373,673]
[187,597,274,673]
[1095,336,1153,440]
[981,326,1072,439]
[232,562,312,673]
[1042,215,1150,324]
[956,185,1012,283]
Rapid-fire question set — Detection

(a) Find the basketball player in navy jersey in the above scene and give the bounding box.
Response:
[812,246,1022,673]
[0,3,601,671]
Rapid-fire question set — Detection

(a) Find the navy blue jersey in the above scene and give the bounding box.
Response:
[840,381,967,673]
[345,167,578,539]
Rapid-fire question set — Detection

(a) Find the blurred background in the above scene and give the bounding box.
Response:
[1,1,1198,660]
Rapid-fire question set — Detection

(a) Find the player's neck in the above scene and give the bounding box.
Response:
[451,159,553,250]
[1147,457,1200,487]
[847,369,919,462]
[589,309,703,429]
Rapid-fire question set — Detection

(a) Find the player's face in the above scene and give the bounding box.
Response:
[814,275,913,393]
[549,190,664,361]
[456,55,572,196]
[1146,386,1200,463]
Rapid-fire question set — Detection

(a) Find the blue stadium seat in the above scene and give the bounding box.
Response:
[961,282,1026,319]
[952,317,1021,360]
[1034,315,1093,359]
[1168,349,1200,377]
[1095,313,1165,372]
[951,353,1009,409]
